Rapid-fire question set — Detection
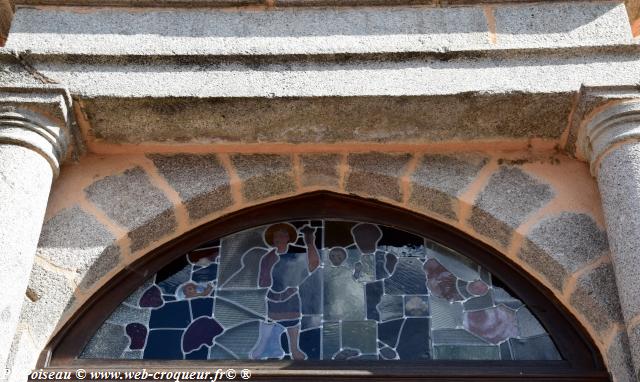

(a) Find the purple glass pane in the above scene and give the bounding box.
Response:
[139,285,163,308]
[125,323,148,350]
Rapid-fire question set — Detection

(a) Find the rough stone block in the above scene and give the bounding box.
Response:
[518,213,608,290]
[231,154,295,201]
[7,6,488,56]
[409,153,488,220]
[78,246,120,290]
[300,153,341,188]
[75,94,573,146]
[469,167,554,247]
[147,154,233,220]
[84,167,177,252]
[606,330,636,382]
[346,152,412,202]
[37,206,121,288]
[8,4,629,55]
[20,263,75,348]
[569,262,624,334]
[0,56,48,87]
[494,3,631,49]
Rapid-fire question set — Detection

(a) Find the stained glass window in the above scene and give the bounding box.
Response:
[81,220,561,361]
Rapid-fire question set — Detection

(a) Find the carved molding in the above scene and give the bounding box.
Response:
[0,109,69,177]
[579,100,640,175]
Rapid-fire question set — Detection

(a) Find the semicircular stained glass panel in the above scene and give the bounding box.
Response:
[81,220,562,361]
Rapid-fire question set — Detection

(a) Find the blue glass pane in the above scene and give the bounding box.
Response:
[396,318,430,360]
[144,330,183,359]
[148,301,191,329]
[250,322,286,360]
[300,328,321,359]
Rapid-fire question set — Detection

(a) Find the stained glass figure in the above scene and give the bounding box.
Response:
[81,220,561,361]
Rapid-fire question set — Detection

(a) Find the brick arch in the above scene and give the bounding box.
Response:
[9,151,631,380]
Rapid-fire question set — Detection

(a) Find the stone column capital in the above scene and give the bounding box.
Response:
[0,108,70,178]
[579,100,640,176]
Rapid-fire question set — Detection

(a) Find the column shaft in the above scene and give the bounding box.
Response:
[0,145,54,370]
[597,142,640,379]
[0,109,68,372]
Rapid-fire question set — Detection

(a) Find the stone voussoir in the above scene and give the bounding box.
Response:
[36,205,121,289]
[345,152,412,202]
[19,262,75,348]
[517,212,609,291]
[569,262,625,335]
[409,153,489,220]
[230,153,296,201]
[468,166,554,248]
[84,166,178,252]
[299,153,341,188]
[147,154,233,221]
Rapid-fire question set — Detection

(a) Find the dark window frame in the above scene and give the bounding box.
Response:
[37,191,609,381]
